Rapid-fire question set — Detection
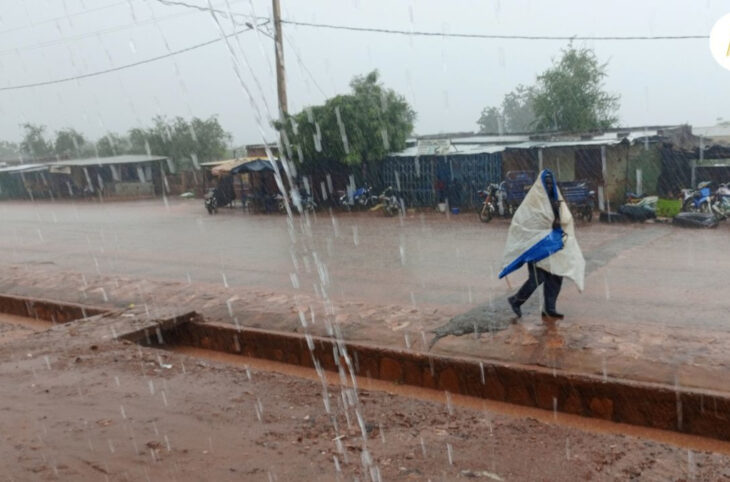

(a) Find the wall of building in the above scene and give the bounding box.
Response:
[602,145,628,206]
[502,150,537,176]
[626,144,662,195]
[541,147,576,182]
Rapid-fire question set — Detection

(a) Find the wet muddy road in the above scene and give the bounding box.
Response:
[1,199,728,329]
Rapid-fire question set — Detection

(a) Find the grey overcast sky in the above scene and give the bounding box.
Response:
[0,0,727,147]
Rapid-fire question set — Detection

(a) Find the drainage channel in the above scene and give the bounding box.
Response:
[0,293,108,325]
[171,345,730,456]
[2,294,728,452]
[134,318,730,444]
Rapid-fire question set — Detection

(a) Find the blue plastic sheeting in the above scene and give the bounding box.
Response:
[498,228,564,279]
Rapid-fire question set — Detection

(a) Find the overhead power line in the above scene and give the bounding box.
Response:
[0,9,197,56]
[0,24,264,92]
[153,0,708,41]
[280,19,708,41]
[0,1,129,37]
[0,0,249,56]
[0,0,708,92]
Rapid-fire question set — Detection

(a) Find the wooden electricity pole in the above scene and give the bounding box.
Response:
[272,0,288,119]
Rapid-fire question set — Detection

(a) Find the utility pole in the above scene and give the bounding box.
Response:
[272,0,288,119]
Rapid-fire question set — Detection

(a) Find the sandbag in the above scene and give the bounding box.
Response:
[672,212,719,229]
[618,204,656,222]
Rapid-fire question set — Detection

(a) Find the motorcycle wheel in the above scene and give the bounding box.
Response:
[478,204,492,223]
[383,204,396,217]
[682,198,699,213]
[583,208,593,222]
[206,203,214,215]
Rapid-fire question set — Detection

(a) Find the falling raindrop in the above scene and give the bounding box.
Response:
[687,450,696,480]
[445,391,454,415]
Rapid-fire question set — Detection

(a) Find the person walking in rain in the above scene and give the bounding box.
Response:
[499,170,585,321]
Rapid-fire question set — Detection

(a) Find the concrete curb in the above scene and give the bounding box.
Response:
[157,320,730,442]
[0,293,108,323]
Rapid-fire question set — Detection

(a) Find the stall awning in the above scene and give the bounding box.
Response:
[230,158,276,174]
[211,157,277,176]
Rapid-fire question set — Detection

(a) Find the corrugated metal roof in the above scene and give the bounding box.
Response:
[55,155,168,167]
[505,138,627,149]
[389,143,505,157]
[0,163,48,174]
[449,134,531,144]
[694,125,730,138]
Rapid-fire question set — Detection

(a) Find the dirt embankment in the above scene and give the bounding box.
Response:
[2,311,730,481]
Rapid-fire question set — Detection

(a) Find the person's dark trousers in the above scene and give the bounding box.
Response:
[513,262,563,313]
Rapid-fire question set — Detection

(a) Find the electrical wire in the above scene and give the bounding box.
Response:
[0,1,130,36]
[153,0,708,41]
[0,24,265,92]
[0,0,248,56]
[280,19,708,41]
[0,0,708,92]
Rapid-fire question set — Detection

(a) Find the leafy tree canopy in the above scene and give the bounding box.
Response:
[477,85,535,134]
[19,123,54,159]
[54,128,86,158]
[532,46,619,132]
[477,46,619,133]
[279,70,415,174]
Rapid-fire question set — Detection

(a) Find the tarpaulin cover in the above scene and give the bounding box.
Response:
[618,204,656,222]
[672,212,719,229]
[499,169,586,291]
[229,159,276,174]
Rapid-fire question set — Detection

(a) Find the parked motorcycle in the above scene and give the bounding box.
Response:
[297,189,317,213]
[204,187,218,214]
[711,182,730,219]
[339,185,376,211]
[476,183,506,223]
[378,186,402,217]
[681,181,713,213]
[277,189,317,214]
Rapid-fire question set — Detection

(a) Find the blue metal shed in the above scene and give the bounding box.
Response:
[381,145,503,208]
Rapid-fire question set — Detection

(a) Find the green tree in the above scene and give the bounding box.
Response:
[478,85,535,134]
[54,128,86,158]
[280,70,415,181]
[127,116,230,169]
[532,46,619,132]
[0,141,20,159]
[190,116,230,163]
[477,106,502,134]
[19,123,54,159]
[96,133,129,157]
[501,85,536,132]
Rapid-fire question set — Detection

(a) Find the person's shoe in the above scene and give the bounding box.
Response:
[508,296,522,318]
[542,310,564,320]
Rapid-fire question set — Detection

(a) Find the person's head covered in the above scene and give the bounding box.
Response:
[541,170,557,200]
